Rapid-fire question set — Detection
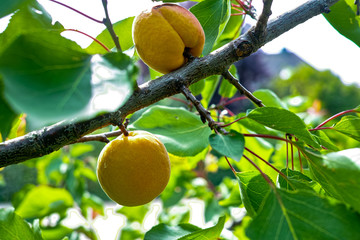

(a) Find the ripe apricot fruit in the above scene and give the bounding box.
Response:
[97,130,170,206]
[132,3,205,74]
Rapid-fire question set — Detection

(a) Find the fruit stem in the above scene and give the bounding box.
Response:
[101,0,122,52]
[49,0,103,24]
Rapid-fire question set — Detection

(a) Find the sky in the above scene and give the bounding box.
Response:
[1,0,359,86]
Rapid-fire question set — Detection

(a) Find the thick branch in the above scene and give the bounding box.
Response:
[0,0,339,167]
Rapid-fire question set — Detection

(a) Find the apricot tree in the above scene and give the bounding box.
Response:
[0,0,360,239]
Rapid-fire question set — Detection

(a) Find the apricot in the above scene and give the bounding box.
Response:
[97,130,170,206]
[132,3,205,74]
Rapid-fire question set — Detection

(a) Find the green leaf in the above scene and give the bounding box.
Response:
[253,89,287,109]
[219,65,238,98]
[144,223,201,240]
[219,182,242,207]
[213,7,244,49]
[0,76,17,140]
[236,171,271,217]
[189,79,205,96]
[117,205,149,223]
[0,0,28,18]
[179,215,226,239]
[89,52,136,113]
[246,189,360,240]
[0,31,92,128]
[0,208,43,240]
[323,0,360,47]
[129,106,212,156]
[247,107,320,148]
[191,0,230,55]
[86,16,135,54]
[15,185,74,219]
[311,130,339,151]
[0,0,63,55]
[209,130,245,161]
[41,225,73,240]
[200,75,220,108]
[305,148,360,212]
[278,168,315,191]
[333,115,360,141]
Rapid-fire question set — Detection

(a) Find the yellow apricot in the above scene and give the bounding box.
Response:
[97,130,170,206]
[132,3,205,74]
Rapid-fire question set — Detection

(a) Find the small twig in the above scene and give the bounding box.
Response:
[181,86,227,134]
[73,130,123,144]
[355,0,360,15]
[63,29,110,52]
[312,109,358,130]
[102,0,122,52]
[222,71,264,107]
[224,156,238,175]
[243,154,275,189]
[253,0,273,42]
[49,0,103,24]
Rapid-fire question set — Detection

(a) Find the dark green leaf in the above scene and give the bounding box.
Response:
[0,0,63,54]
[0,0,28,18]
[247,107,320,148]
[15,185,74,219]
[130,106,212,156]
[144,223,201,240]
[0,31,92,128]
[0,208,43,240]
[305,148,360,212]
[236,171,271,217]
[0,76,17,140]
[246,189,360,240]
[209,130,245,161]
[253,89,287,109]
[191,0,230,55]
[323,0,360,47]
[333,115,360,141]
[86,16,135,54]
[179,216,226,240]
[278,168,315,191]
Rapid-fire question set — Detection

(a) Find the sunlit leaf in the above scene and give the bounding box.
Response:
[130,106,212,156]
[253,89,287,109]
[15,185,74,219]
[247,107,320,148]
[0,208,43,240]
[145,223,201,240]
[304,148,360,212]
[86,16,135,54]
[333,115,360,141]
[324,0,360,47]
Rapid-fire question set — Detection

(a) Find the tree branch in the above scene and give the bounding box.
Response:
[0,0,340,167]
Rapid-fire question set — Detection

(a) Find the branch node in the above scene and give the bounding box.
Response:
[180,86,227,134]
[222,71,264,107]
